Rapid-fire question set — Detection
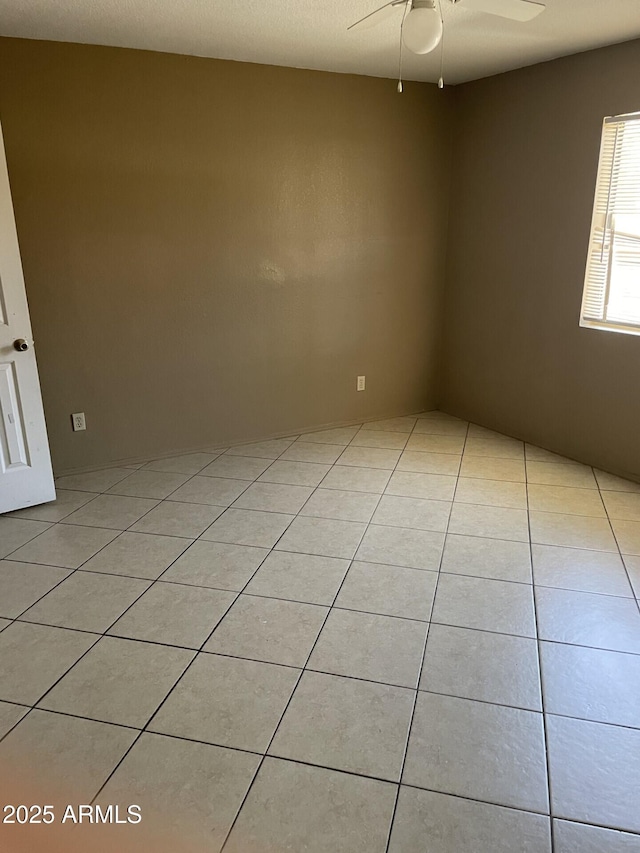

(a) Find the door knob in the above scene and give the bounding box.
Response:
[13,339,29,352]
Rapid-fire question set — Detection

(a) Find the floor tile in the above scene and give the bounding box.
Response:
[455,477,527,509]
[301,426,360,445]
[397,450,461,475]
[225,438,294,459]
[406,433,465,454]
[233,482,313,514]
[106,469,189,499]
[6,489,98,522]
[300,488,379,523]
[372,495,451,531]
[0,702,28,738]
[356,524,444,570]
[541,641,640,728]
[547,715,640,834]
[624,555,640,597]
[460,455,526,482]
[143,451,219,475]
[270,670,413,780]
[350,429,408,450]
[441,533,532,582]
[129,500,224,537]
[553,819,640,853]
[224,757,396,853]
[335,561,437,621]
[244,551,349,605]
[337,446,401,470]
[464,435,524,459]
[532,544,633,597]
[403,692,548,813]
[0,518,53,558]
[199,454,272,481]
[526,461,597,489]
[413,417,468,436]
[530,511,617,551]
[611,518,640,555]
[54,467,133,493]
[0,621,96,705]
[603,491,640,522]
[61,494,159,529]
[281,442,343,464]
[150,653,298,752]
[308,608,427,688]
[432,573,536,637]
[0,710,136,800]
[466,424,508,439]
[528,484,605,517]
[97,732,260,851]
[525,444,574,463]
[450,502,529,542]
[275,516,366,559]
[257,459,330,486]
[80,531,191,580]
[388,787,551,853]
[204,594,327,667]
[201,508,294,547]
[421,624,541,710]
[364,416,416,432]
[386,471,457,500]
[535,586,640,654]
[0,561,70,618]
[39,636,193,727]
[320,465,391,493]
[169,476,248,507]
[595,469,640,493]
[8,524,119,569]
[109,582,236,648]
[161,540,268,590]
[21,571,150,632]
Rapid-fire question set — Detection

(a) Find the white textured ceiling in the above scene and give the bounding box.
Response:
[0,0,639,85]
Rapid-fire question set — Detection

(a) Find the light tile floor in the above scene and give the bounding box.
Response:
[1,411,640,852]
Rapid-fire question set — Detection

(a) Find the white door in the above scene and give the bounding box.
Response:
[0,118,55,514]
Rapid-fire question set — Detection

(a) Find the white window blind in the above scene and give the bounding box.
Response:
[580,112,640,335]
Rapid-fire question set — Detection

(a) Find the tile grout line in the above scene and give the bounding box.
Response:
[594,473,640,616]
[382,416,468,853]
[526,449,556,853]
[216,505,380,849]
[215,418,419,850]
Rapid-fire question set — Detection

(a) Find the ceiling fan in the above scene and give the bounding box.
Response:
[348,0,546,90]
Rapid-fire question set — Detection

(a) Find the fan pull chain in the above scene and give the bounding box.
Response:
[438,0,445,88]
[397,1,410,93]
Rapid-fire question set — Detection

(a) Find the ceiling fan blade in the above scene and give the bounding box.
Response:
[456,0,545,22]
[348,0,407,32]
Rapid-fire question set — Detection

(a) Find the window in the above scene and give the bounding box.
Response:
[580,112,640,335]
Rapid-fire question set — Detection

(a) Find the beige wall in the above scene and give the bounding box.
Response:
[442,39,640,480]
[0,38,452,474]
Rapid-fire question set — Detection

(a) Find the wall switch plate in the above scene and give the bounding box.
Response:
[357,375,366,392]
[71,412,86,431]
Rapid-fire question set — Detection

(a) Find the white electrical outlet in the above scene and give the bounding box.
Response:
[357,375,366,392]
[71,412,86,432]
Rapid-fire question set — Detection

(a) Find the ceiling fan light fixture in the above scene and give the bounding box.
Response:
[402,2,443,55]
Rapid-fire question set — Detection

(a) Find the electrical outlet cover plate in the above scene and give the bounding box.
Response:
[357,376,366,392]
[72,412,86,431]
